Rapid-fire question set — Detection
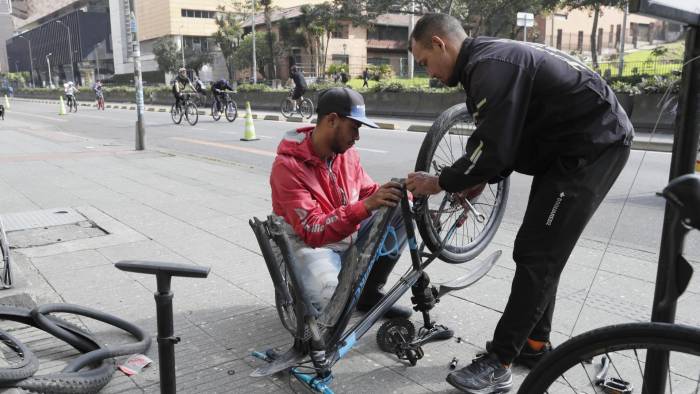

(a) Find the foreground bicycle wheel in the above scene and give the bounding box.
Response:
[280,98,293,118]
[185,102,199,126]
[225,101,238,122]
[170,104,182,124]
[519,322,700,393]
[414,103,509,264]
[211,101,221,121]
[300,98,314,119]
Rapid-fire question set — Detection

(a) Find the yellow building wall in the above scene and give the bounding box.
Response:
[136,0,326,40]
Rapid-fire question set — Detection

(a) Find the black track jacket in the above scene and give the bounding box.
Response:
[438,37,634,193]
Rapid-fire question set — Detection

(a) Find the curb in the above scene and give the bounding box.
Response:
[407,124,431,132]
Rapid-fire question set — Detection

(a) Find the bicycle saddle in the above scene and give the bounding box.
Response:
[661,174,700,230]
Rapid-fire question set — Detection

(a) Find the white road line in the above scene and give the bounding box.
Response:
[356,147,388,154]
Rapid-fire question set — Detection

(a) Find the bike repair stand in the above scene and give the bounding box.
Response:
[116,261,210,394]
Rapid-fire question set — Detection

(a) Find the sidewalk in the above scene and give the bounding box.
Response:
[0,110,696,393]
[12,97,675,152]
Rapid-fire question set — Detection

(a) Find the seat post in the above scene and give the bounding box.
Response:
[155,274,177,394]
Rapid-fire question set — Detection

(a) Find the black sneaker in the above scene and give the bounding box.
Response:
[446,353,512,394]
[485,340,552,369]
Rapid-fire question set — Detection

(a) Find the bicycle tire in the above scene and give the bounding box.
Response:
[226,101,238,122]
[170,104,182,124]
[280,99,293,118]
[414,103,509,264]
[70,100,78,113]
[211,101,221,121]
[518,322,700,394]
[185,102,199,126]
[0,216,11,288]
[0,306,116,393]
[0,328,39,382]
[300,98,314,119]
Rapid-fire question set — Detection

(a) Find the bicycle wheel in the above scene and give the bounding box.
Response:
[274,257,299,338]
[0,216,11,288]
[185,102,199,126]
[414,103,509,264]
[0,328,38,382]
[280,98,293,118]
[71,100,78,113]
[518,322,700,394]
[211,101,221,121]
[300,98,314,119]
[170,104,183,124]
[225,101,238,122]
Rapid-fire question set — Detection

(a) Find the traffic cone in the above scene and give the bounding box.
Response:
[3,95,9,110]
[240,101,259,141]
[58,96,67,115]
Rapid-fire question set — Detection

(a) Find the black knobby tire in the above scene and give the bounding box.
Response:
[225,101,238,122]
[170,104,182,124]
[414,103,509,264]
[0,306,115,393]
[0,328,39,382]
[280,99,293,118]
[300,98,314,119]
[211,101,221,121]
[185,102,199,126]
[377,318,416,353]
[518,322,700,394]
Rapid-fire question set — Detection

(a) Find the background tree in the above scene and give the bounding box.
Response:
[233,31,282,79]
[562,0,626,68]
[185,47,214,77]
[153,37,182,76]
[213,5,244,80]
[260,0,277,79]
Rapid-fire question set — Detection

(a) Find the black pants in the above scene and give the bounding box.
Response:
[490,143,631,364]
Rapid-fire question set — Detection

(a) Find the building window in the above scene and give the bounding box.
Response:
[332,24,349,39]
[332,54,349,64]
[367,25,407,41]
[368,57,390,65]
[181,9,216,19]
[184,36,209,51]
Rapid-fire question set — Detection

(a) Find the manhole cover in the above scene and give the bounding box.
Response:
[0,208,108,249]
[1,208,87,232]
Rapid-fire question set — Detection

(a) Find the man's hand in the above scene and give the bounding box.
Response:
[363,181,402,212]
[406,172,442,197]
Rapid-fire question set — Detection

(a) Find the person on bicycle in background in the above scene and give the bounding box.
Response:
[211,79,235,114]
[93,80,104,108]
[270,87,412,319]
[172,67,196,111]
[64,81,78,107]
[406,13,633,394]
[289,65,307,112]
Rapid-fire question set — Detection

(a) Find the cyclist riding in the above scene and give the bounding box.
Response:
[93,80,104,109]
[64,81,78,107]
[290,66,307,111]
[211,79,235,114]
[172,68,196,111]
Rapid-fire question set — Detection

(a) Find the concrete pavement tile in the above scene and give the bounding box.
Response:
[29,249,113,275]
[333,366,433,393]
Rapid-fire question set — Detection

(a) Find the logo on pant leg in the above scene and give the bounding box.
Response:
[546,192,565,226]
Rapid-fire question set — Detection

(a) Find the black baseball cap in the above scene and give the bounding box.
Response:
[317,87,379,128]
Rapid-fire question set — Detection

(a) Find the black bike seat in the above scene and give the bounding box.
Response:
[661,174,700,230]
[115,260,210,278]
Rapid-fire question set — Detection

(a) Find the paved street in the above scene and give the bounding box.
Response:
[0,98,698,393]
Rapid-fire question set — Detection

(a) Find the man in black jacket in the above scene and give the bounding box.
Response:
[290,65,307,111]
[406,13,633,394]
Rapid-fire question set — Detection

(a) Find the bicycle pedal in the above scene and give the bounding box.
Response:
[601,377,633,394]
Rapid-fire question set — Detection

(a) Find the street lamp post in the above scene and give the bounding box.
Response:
[56,21,75,83]
[46,53,53,88]
[17,35,34,87]
[252,0,257,84]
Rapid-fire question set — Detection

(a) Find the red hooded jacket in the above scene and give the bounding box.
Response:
[270,127,379,248]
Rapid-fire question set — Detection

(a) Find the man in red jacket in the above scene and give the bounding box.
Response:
[270,87,412,318]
